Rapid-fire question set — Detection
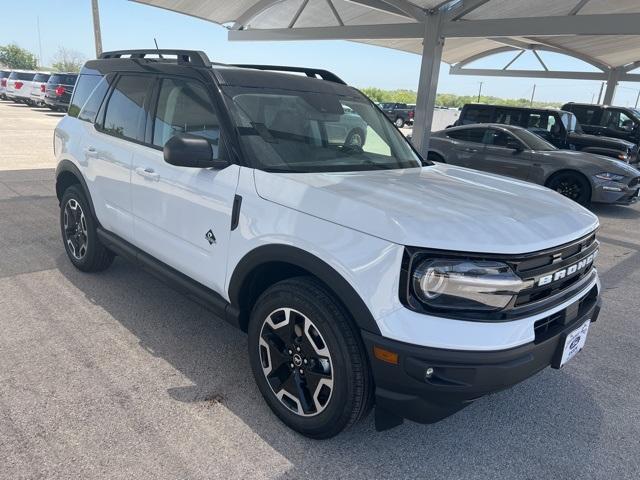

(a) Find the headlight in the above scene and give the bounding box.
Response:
[411,259,529,312]
[595,172,625,182]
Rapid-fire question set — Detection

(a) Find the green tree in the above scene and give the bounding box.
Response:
[359,86,561,109]
[51,47,86,73]
[0,44,38,69]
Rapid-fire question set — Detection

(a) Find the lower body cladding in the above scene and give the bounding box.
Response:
[363,284,601,430]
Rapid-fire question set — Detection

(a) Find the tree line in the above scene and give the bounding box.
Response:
[0,43,86,72]
[360,87,562,109]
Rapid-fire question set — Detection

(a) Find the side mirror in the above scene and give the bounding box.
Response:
[506,140,524,152]
[163,133,228,169]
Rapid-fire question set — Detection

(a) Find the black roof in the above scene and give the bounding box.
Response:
[463,103,570,114]
[81,49,353,94]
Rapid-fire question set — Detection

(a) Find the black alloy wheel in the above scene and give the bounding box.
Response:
[547,172,591,206]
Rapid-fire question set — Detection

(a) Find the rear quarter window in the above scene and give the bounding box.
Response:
[68,74,102,118]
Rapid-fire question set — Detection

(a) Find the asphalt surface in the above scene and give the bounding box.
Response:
[1,100,639,479]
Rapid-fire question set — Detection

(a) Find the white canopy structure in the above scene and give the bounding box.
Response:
[131,0,640,155]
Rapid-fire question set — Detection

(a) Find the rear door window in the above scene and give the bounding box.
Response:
[461,107,492,125]
[102,75,153,142]
[495,108,523,126]
[569,105,599,125]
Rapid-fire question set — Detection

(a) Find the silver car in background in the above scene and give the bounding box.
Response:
[428,123,640,205]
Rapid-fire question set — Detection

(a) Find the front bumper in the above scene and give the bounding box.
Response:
[363,285,601,428]
[593,182,640,205]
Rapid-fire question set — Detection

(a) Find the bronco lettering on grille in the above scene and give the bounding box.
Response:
[537,250,598,287]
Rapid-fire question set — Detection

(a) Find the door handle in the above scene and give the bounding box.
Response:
[83,146,98,157]
[135,167,160,181]
[464,147,478,153]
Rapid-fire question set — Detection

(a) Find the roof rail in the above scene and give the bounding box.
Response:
[99,50,211,67]
[231,64,346,84]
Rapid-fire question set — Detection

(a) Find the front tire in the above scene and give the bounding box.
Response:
[394,117,405,128]
[546,172,591,206]
[60,185,114,272]
[248,277,372,439]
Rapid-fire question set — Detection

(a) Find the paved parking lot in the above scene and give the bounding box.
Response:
[1,100,639,479]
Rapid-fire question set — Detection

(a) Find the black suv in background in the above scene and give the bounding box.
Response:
[455,103,638,164]
[562,103,640,146]
[44,73,78,111]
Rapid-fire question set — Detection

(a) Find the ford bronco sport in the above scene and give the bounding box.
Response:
[55,50,602,438]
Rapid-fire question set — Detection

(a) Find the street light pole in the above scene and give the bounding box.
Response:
[477,81,483,103]
[635,90,640,109]
[91,0,103,58]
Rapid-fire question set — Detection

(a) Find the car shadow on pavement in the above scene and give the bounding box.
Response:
[54,251,609,479]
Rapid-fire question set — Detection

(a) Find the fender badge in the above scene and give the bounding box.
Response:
[205,229,216,245]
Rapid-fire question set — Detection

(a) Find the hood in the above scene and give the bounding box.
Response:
[537,149,640,175]
[569,131,634,149]
[253,164,599,254]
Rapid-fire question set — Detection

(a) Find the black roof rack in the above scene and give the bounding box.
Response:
[99,50,211,67]
[230,64,346,84]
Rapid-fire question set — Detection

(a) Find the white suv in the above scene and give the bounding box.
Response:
[54,50,602,438]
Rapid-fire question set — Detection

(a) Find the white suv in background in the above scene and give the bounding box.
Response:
[54,50,602,438]
[5,70,37,103]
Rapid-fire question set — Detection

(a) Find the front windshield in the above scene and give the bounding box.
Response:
[513,128,557,151]
[223,86,421,173]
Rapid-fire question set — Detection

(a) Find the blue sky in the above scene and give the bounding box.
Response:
[2,0,639,106]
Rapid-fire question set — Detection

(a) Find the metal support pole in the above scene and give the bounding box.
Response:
[597,82,604,104]
[412,10,444,157]
[91,0,103,58]
[603,68,621,105]
[477,81,483,102]
[530,84,536,106]
[635,90,640,109]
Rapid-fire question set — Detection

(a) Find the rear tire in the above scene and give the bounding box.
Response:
[248,277,372,439]
[60,185,114,272]
[394,117,405,128]
[546,172,591,206]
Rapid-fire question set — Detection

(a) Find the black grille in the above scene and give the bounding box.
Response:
[630,177,640,188]
[511,233,598,312]
[534,285,599,342]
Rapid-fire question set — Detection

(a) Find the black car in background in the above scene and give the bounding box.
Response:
[455,103,638,164]
[378,102,415,128]
[562,103,640,146]
[44,73,78,111]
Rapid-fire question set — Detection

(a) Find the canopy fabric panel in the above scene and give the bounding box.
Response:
[132,0,640,69]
